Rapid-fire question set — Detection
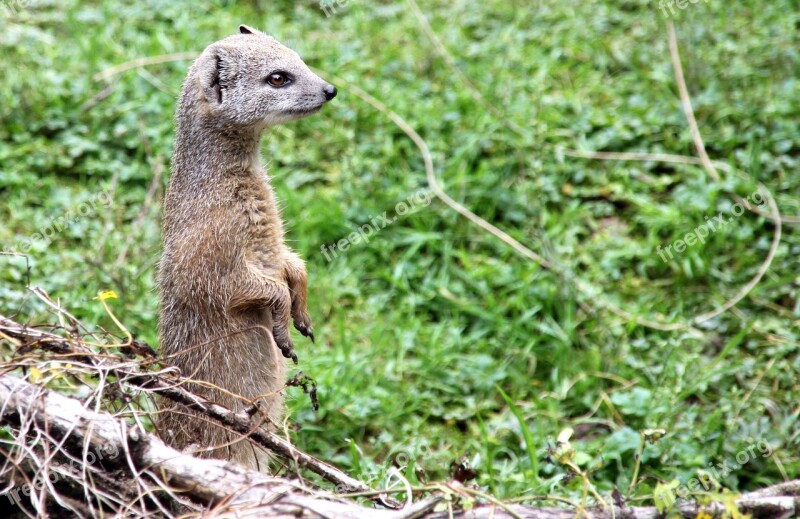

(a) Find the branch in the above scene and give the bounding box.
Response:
[2,373,798,518]
[2,310,797,518]
[0,312,398,508]
[0,373,396,517]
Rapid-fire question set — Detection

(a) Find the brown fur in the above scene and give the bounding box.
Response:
[156,25,335,470]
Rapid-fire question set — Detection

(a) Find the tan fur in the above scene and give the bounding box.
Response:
[156,25,335,470]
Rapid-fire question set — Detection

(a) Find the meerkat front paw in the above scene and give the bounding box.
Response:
[263,280,298,363]
[257,251,313,363]
[283,251,314,344]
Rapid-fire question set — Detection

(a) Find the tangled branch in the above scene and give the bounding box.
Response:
[0,294,797,518]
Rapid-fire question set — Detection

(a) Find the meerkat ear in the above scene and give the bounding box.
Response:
[239,24,259,35]
[197,49,225,105]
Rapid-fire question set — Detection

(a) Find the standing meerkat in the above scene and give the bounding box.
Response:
[156,25,336,470]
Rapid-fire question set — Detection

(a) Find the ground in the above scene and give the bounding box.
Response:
[1,0,798,505]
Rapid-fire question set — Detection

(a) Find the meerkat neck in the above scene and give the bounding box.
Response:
[173,117,265,179]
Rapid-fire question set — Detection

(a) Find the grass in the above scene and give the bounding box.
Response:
[1,0,798,507]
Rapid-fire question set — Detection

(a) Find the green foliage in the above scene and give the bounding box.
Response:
[1,0,798,506]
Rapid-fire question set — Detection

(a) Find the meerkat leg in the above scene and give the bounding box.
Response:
[232,260,310,362]
[283,251,314,342]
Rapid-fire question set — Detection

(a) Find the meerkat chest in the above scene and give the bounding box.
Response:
[230,173,285,249]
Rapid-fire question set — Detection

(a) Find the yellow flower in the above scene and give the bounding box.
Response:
[95,290,118,301]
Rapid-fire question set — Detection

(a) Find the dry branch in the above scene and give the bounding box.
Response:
[1,309,798,518]
[2,373,799,518]
[0,373,392,517]
[0,312,395,507]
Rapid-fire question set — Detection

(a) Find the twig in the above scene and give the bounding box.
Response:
[0,367,797,517]
[0,312,400,509]
[93,52,198,82]
[666,22,720,183]
[393,6,786,331]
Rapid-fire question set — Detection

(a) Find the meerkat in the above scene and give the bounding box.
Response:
[156,25,336,470]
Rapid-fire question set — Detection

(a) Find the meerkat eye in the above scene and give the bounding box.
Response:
[265,72,292,87]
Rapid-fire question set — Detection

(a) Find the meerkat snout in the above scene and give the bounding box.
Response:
[323,83,337,101]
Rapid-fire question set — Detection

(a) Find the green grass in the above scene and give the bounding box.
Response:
[1,0,798,506]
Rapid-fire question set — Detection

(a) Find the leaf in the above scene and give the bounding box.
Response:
[603,427,640,461]
[653,479,679,513]
[715,490,743,519]
[557,427,574,445]
[610,387,653,417]
[497,386,539,484]
[642,428,667,444]
[29,366,42,383]
[346,438,362,475]
[573,451,592,466]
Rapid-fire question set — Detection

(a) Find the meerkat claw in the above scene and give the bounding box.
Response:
[294,322,315,343]
[278,342,298,364]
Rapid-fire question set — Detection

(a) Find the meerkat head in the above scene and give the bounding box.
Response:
[189,25,337,129]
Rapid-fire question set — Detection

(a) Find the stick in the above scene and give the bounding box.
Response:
[0,312,400,509]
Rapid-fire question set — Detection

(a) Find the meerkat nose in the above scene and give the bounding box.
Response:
[323,84,337,101]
